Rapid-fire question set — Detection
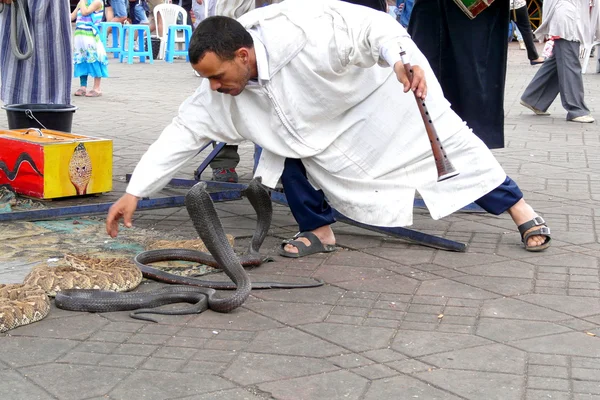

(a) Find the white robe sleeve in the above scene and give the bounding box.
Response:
[214,0,255,18]
[126,89,243,198]
[326,1,414,68]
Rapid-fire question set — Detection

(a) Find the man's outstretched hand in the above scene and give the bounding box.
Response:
[106,193,139,238]
[394,61,427,100]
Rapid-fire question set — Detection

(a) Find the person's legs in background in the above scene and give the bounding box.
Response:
[104,1,115,25]
[521,39,593,122]
[105,0,127,41]
[130,1,150,49]
[147,0,164,35]
[210,144,240,183]
[512,5,544,63]
[512,22,525,50]
[552,39,593,122]
[110,0,128,23]
[75,75,88,97]
[520,52,559,114]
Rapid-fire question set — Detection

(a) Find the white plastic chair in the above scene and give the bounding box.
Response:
[581,41,600,74]
[153,3,188,60]
[581,4,600,74]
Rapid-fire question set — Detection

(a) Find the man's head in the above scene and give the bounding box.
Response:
[189,16,256,96]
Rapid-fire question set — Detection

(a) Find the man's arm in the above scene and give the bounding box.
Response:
[327,0,426,98]
[79,0,103,16]
[106,87,245,237]
[106,193,139,237]
[214,0,255,18]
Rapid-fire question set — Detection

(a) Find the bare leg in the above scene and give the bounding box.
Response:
[85,78,102,97]
[92,77,101,92]
[105,7,115,35]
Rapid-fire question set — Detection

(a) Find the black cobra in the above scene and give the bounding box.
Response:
[55,286,209,323]
[55,178,324,318]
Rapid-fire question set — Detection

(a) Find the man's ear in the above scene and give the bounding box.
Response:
[236,48,250,63]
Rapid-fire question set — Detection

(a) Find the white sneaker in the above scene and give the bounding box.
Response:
[520,100,550,116]
[569,115,595,123]
[519,40,526,50]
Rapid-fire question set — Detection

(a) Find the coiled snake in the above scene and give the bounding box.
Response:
[55,178,324,320]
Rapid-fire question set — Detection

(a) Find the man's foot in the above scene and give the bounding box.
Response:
[280,225,336,258]
[211,168,238,183]
[507,199,551,251]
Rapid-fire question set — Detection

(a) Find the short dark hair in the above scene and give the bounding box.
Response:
[189,16,254,64]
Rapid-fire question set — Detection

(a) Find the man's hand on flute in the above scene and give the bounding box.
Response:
[394,61,427,100]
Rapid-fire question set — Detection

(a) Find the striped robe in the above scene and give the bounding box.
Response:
[0,0,72,105]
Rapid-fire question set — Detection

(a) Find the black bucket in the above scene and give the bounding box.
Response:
[2,103,78,132]
[151,37,161,60]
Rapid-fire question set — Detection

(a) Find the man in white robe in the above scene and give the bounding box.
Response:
[106,0,552,252]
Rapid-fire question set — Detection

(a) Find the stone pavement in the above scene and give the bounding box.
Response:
[1,43,600,400]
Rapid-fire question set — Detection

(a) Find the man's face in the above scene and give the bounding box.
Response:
[193,50,252,97]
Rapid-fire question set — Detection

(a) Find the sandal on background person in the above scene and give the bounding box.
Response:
[85,90,102,97]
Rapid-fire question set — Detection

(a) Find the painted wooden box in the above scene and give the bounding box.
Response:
[0,128,112,199]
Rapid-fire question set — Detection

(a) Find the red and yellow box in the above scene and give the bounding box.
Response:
[0,128,112,199]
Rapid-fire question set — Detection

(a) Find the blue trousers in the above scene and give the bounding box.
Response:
[280,158,523,232]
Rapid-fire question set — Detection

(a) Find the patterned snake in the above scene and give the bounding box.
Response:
[55,178,324,319]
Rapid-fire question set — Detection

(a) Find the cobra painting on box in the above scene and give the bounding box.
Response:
[0,129,112,199]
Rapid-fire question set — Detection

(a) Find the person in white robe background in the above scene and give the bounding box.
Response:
[106,0,552,252]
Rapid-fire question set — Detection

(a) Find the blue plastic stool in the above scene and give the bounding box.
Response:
[120,24,154,64]
[99,22,124,59]
[165,24,192,63]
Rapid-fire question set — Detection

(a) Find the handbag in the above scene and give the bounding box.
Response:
[451,0,495,19]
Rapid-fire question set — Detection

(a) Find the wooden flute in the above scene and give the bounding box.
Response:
[400,51,459,182]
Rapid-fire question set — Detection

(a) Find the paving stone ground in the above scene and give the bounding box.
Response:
[0,42,599,400]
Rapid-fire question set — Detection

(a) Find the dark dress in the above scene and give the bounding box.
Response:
[408,0,509,149]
